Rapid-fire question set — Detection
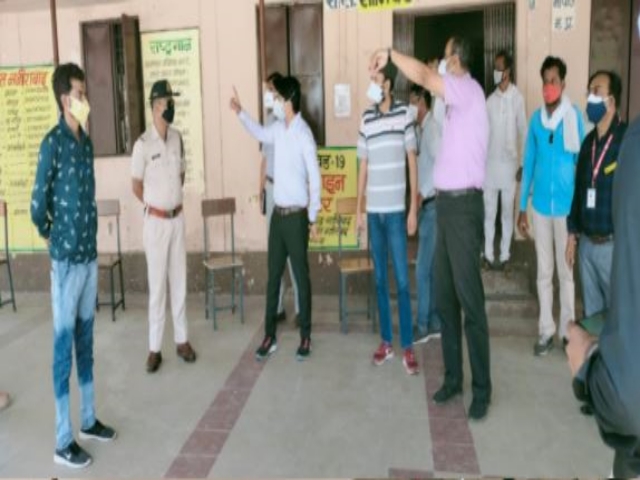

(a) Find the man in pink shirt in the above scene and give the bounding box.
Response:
[371,37,492,420]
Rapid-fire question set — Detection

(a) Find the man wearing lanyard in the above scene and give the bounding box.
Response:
[259,72,300,325]
[132,80,197,373]
[370,37,492,420]
[567,71,626,324]
[231,76,321,362]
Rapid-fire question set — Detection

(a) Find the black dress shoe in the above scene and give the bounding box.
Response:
[468,398,490,420]
[433,384,462,404]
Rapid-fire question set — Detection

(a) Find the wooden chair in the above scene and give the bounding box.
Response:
[0,201,16,312]
[202,198,244,330]
[336,197,376,334]
[96,200,125,322]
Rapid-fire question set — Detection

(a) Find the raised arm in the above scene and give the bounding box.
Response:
[230,87,275,145]
[370,48,445,99]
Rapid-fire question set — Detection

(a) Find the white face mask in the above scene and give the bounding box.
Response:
[263,91,275,110]
[366,81,384,104]
[494,70,504,86]
[438,59,447,76]
[407,104,419,123]
[273,99,286,120]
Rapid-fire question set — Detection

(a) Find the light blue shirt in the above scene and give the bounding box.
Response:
[520,106,586,217]
[261,113,277,179]
[417,111,439,200]
[239,110,321,223]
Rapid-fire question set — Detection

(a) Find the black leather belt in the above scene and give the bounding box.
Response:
[274,206,306,216]
[437,188,482,198]
[421,196,436,208]
[587,234,613,245]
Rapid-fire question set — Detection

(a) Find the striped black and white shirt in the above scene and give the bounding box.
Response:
[357,100,417,213]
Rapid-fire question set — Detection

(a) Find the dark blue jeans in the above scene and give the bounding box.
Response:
[416,201,441,334]
[368,212,413,349]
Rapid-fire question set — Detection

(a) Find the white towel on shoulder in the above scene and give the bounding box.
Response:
[540,95,581,153]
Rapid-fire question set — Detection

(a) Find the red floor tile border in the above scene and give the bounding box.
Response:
[165,454,217,479]
[420,341,482,476]
[164,328,266,478]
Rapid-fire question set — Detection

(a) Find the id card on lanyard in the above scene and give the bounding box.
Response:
[587,133,614,209]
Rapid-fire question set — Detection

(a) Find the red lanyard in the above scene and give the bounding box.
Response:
[590,133,614,188]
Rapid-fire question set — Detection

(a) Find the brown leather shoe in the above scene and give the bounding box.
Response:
[146,352,162,373]
[177,342,197,363]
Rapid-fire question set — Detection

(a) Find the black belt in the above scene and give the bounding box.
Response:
[437,188,482,198]
[421,196,436,208]
[587,234,613,245]
[274,205,306,216]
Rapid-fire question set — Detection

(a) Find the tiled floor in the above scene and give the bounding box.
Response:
[0,293,612,478]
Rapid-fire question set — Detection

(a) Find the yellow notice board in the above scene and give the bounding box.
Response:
[310,147,359,251]
[141,28,205,195]
[358,0,413,11]
[0,66,56,252]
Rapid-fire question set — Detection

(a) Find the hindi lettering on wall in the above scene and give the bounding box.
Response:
[310,147,359,251]
[0,65,57,252]
[141,28,205,195]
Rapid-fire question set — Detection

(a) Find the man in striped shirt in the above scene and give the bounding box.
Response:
[356,62,420,375]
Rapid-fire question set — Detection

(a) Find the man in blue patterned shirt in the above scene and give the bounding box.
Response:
[30,63,116,469]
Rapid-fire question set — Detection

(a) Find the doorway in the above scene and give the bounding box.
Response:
[589,0,640,122]
[393,2,516,100]
[257,3,325,145]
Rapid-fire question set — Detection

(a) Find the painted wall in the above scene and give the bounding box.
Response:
[0,0,592,255]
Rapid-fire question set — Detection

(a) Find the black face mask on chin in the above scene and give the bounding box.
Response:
[162,99,175,124]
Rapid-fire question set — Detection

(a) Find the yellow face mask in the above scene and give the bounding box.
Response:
[69,96,91,126]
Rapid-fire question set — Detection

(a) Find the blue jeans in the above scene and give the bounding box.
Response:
[416,201,441,334]
[368,212,413,349]
[578,237,613,317]
[51,260,98,450]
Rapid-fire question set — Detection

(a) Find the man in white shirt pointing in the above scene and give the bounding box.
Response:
[231,76,321,362]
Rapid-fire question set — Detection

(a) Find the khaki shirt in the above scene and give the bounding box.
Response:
[131,125,185,211]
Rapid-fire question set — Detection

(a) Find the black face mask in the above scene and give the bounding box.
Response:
[162,99,175,124]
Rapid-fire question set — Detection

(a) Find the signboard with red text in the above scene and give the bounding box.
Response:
[310,147,358,251]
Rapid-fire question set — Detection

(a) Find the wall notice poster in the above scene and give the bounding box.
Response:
[309,147,358,251]
[552,0,576,31]
[141,28,205,195]
[0,66,56,252]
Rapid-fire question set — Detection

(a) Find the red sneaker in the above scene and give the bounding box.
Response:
[403,348,419,375]
[373,342,394,366]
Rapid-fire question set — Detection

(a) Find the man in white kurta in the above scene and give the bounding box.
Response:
[484,51,527,268]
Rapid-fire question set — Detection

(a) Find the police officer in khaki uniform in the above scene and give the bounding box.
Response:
[132,80,196,373]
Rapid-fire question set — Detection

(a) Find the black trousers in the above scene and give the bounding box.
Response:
[265,209,311,339]
[434,191,492,402]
